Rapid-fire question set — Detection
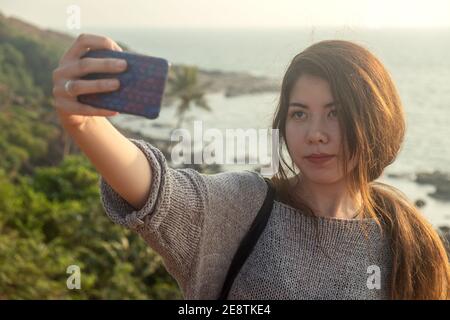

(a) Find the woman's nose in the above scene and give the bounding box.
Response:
[306,119,329,144]
[307,131,328,144]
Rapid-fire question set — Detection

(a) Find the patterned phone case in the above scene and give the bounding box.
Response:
[77,49,170,119]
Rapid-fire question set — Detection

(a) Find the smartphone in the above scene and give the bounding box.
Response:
[77,49,170,119]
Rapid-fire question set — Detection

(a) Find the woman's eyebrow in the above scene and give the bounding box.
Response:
[288,102,335,109]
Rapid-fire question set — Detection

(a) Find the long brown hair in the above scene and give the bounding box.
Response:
[271,39,450,299]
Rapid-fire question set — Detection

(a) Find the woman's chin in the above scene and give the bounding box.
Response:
[300,170,341,185]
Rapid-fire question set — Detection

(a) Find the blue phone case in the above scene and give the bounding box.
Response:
[77,49,170,119]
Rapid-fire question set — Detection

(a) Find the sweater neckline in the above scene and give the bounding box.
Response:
[273,200,379,224]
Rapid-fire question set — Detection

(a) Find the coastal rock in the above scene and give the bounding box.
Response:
[414,199,426,208]
[416,170,450,185]
[386,172,415,180]
[197,69,280,97]
[161,67,280,107]
[415,170,450,202]
[159,67,280,107]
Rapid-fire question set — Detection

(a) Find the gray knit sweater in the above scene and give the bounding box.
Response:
[99,138,393,300]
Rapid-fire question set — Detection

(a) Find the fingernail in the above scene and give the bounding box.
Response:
[117,60,127,68]
[108,79,119,87]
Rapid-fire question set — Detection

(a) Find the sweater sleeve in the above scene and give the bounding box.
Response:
[98,138,267,293]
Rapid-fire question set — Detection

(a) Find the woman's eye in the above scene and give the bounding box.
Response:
[292,111,305,119]
[329,110,338,118]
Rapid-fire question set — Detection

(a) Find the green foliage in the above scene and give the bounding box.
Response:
[31,155,100,202]
[0,164,183,299]
[0,13,183,299]
[0,15,66,99]
[0,104,59,178]
[0,42,41,98]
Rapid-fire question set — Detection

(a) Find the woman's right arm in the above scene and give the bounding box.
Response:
[64,117,152,211]
[52,33,269,297]
[52,33,152,210]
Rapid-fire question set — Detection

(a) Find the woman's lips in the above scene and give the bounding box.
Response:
[305,155,335,165]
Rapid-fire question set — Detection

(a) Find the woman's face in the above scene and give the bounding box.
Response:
[285,74,356,184]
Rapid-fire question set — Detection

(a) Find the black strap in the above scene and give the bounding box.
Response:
[217,177,276,300]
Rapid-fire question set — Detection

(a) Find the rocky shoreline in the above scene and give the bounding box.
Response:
[415,171,450,201]
[388,170,450,202]
[160,65,281,107]
[386,170,450,252]
[197,69,280,97]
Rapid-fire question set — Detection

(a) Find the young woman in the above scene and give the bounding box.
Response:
[52,34,450,300]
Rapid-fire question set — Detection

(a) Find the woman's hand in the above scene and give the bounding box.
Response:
[51,33,127,129]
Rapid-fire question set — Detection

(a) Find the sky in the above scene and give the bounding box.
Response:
[1,0,450,31]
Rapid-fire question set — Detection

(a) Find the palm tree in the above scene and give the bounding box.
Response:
[167,65,211,129]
